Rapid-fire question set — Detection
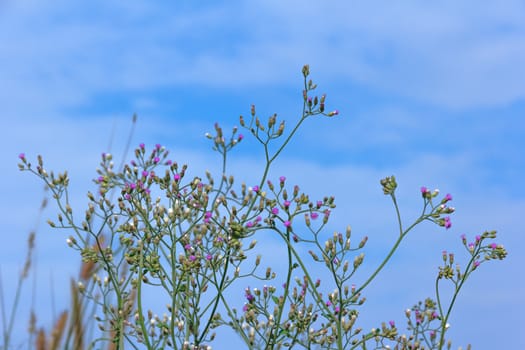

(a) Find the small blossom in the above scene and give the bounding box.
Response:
[271,207,279,215]
[279,176,286,183]
[153,156,160,164]
[283,200,291,208]
[184,244,192,251]
[326,300,332,307]
[139,143,145,149]
[155,143,161,150]
[316,200,323,208]
[189,255,197,262]
[238,134,244,141]
[18,153,25,160]
[490,243,497,249]
[473,260,480,268]
[245,289,254,302]
[284,220,291,228]
[252,185,259,193]
[389,320,395,328]
[206,254,212,261]
[142,170,149,178]
[475,235,481,242]
[246,221,254,228]
[421,186,429,195]
[444,216,452,229]
[310,212,319,220]
[174,174,181,181]
[129,183,136,190]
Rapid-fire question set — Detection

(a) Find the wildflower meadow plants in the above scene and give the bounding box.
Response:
[17,66,506,350]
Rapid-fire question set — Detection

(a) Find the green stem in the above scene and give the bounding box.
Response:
[437,256,475,349]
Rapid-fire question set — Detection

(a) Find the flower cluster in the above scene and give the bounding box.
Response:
[18,65,506,350]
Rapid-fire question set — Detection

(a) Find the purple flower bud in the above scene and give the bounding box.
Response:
[153,156,160,164]
[444,216,452,229]
[310,212,319,220]
[271,207,279,215]
[18,153,25,160]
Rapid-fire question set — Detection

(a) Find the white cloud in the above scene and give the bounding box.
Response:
[2,1,523,113]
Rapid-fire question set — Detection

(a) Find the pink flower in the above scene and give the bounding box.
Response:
[174,174,181,181]
[18,153,25,160]
[271,207,279,215]
[284,220,291,228]
[310,212,319,220]
[389,320,395,328]
[206,254,212,261]
[252,185,259,193]
[490,243,497,249]
[139,143,145,149]
[153,156,160,164]
[279,176,286,183]
[283,200,291,208]
[444,216,452,229]
[238,134,244,141]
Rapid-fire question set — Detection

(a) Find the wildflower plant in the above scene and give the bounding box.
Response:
[18,65,506,349]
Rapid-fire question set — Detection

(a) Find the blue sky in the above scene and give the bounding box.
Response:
[1,1,524,348]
